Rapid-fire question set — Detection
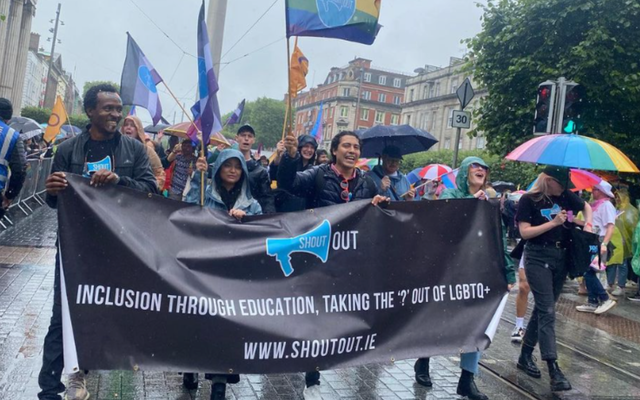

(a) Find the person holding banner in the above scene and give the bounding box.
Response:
[516,166,592,392]
[366,145,416,201]
[413,156,515,400]
[278,130,388,399]
[0,98,26,219]
[38,84,157,400]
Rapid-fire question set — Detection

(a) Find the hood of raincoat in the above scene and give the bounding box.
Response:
[123,115,148,144]
[441,156,489,199]
[209,148,255,209]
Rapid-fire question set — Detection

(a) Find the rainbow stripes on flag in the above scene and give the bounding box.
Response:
[286,0,381,45]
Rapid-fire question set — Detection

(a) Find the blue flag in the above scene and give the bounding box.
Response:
[310,101,323,142]
[225,99,245,125]
[120,33,163,125]
[190,1,222,145]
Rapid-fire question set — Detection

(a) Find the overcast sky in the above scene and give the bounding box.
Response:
[31,0,485,125]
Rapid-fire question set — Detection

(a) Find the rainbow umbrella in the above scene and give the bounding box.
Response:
[506,134,639,172]
[356,158,378,171]
[527,168,602,191]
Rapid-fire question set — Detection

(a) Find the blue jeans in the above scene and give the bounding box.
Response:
[584,269,609,305]
[460,352,481,375]
[606,261,629,288]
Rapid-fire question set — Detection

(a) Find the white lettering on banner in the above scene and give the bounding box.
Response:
[166,295,237,316]
[76,284,162,312]
[238,296,316,316]
[244,333,378,360]
[331,230,359,250]
[322,293,370,313]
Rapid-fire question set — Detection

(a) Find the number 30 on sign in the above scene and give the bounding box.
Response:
[452,110,471,129]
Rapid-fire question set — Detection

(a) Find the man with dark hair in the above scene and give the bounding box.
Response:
[235,124,275,213]
[0,98,26,219]
[38,84,157,400]
[315,149,329,165]
[277,130,388,399]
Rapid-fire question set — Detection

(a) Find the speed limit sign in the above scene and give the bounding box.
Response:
[452,110,471,129]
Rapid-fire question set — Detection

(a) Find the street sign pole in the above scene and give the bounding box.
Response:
[453,78,475,168]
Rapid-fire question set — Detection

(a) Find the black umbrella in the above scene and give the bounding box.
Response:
[492,181,516,192]
[144,124,169,134]
[357,124,438,158]
[9,116,41,134]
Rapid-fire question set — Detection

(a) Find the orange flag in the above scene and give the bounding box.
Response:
[44,96,68,143]
[289,43,308,99]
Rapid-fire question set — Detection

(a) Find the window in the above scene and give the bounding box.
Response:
[342,88,350,97]
[360,109,369,120]
[447,109,454,128]
[375,111,385,124]
[378,93,386,103]
[423,85,429,99]
[393,95,401,105]
[421,113,429,130]
[364,72,371,82]
[340,106,348,117]
[393,78,402,88]
[431,111,437,131]
[391,114,400,125]
[409,89,415,102]
[435,82,441,97]
[379,75,387,85]
[451,78,459,94]
[444,138,451,149]
[405,114,411,125]
[361,90,371,100]
[476,136,486,149]
[429,84,435,99]
[339,72,344,81]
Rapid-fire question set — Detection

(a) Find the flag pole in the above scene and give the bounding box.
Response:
[160,81,205,206]
[281,101,290,140]
[284,36,293,138]
[288,37,297,136]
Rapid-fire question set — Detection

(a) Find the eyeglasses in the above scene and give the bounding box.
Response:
[470,162,489,171]
[340,179,351,202]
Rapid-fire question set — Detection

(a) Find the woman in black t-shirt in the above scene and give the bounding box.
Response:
[515,166,593,393]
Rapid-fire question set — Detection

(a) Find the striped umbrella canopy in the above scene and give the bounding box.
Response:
[506,134,639,172]
[418,164,453,180]
[355,158,378,171]
[527,168,602,192]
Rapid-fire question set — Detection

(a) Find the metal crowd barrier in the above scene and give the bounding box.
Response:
[1,157,53,229]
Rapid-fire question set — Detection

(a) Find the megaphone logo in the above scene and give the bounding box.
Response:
[266,220,331,277]
[83,156,112,177]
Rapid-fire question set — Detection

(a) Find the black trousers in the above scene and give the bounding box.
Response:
[38,253,65,400]
[521,243,567,361]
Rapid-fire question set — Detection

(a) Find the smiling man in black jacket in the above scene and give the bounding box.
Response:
[38,84,156,400]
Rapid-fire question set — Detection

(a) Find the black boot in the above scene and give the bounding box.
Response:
[547,361,571,392]
[517,345,541,378]
[414,358,432,387]
[456,369,488,400]
[182,372,199,390]
[210,382,226,400]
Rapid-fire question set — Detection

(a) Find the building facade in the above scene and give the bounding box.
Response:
[401,57,487,151]
[291,58,409,148]
[21,33,47,108]
[0,0,38,111]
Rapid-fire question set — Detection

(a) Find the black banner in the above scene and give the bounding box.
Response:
[58,174,508,374]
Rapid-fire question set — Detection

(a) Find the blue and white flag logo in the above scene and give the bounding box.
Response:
[317,0,356,28]
[84,156,112,177]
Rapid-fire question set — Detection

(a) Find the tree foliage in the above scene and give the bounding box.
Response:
[466,0,640,165]
[21,106,89,129]
[403,149,539,188]
[220,97,288,148]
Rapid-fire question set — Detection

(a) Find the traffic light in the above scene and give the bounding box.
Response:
[558,82,584,134]
[533,81,556,135]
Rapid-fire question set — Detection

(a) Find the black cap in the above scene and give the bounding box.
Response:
[542,165,570,188]
[0,98,13,121]
[237,124,255,136]
[381,145,403,160]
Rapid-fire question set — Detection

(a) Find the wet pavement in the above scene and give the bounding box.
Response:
[0,205,639,399]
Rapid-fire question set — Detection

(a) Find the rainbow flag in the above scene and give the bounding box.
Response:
[286,0,381,45]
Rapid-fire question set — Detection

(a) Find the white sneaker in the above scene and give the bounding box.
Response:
[594,299,617,315]
[576,304,598,313]
[65,371,90,400]
[303,384,322,400]
[511,327,525,343]
[611,287,624,297]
